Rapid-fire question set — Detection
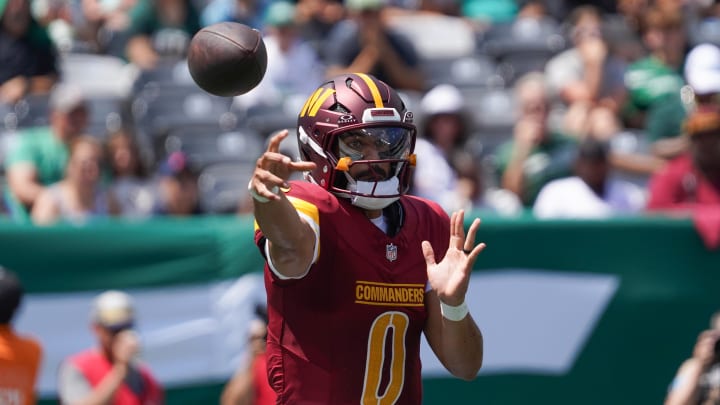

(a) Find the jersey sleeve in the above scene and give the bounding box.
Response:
[254,194,321,280]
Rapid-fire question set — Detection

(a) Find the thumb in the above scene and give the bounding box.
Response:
[421,241,436,267]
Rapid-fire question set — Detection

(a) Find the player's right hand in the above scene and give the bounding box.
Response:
[250,130,316,202]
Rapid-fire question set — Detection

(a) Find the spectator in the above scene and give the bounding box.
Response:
[235,1,325,111]
[451,151,522,216]
[0,267,43,405]
[155,151,201,216]
[294,0,344,58]
[4,83,89,223]
[533,137,646,219]
[412,84,469,211]
[201,0,267,29]
[323,0,425,91]
[124,0,201,70]
[545,5,626,140]
[684,42,720,117]
[495,72,577,207]
[622,7,689,160]
[106,129,158,219]
[0,0,59,104]
[57,290,163,405]
[411,84,521,215]
[77,0,138,54]
[220,305,276,405]
[31,136,119,225]
[647,108,720,210]
[664,310,720,405]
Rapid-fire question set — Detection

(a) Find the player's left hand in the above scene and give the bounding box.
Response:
[422,210,485,306]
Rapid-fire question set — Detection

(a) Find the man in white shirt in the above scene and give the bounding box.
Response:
[533,137,645,219]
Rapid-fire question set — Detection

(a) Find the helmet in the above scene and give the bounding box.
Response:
[297,73,416,209]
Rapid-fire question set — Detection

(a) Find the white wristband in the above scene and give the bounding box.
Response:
[248,181,279,203]
[440,301,469,322]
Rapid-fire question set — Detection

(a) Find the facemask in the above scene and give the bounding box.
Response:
[348,176,400,210]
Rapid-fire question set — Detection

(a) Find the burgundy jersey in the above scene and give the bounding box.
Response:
[254,181,450,405]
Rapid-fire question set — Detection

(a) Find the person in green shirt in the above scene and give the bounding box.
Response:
[495,72,577,207]
[4,83,89,222]
[124,0,201,70]
[623,6,689,160]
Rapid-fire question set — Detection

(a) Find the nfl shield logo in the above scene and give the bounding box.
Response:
[386,243,398,262]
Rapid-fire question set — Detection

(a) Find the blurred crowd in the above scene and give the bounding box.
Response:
[1,0,720,226]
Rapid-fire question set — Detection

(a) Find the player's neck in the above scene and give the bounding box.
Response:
[364,209,382,219]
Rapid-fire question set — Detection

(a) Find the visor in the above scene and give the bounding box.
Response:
[336,126,413,161]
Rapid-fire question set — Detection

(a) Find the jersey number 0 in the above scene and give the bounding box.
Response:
[361,311,409,405]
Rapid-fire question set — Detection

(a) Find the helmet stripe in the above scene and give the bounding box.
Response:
[356,73,384,108]
[300,88,324,117]
[308,88,336,117]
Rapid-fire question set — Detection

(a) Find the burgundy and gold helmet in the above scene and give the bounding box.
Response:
[297,73,416,207]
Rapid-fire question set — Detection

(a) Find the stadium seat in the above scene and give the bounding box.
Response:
[59,53,135,97]
[197,162,256,214]
[421,54,504,88]
[131,84,236,141]
[461,87,515,155]
[162,126,264,168]
[387,13,477,60]
[131,59,195,94]
[478,18,566,84]
[14,94,51,129]
[85,95,130,139]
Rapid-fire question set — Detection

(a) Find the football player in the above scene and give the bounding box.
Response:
[249,73,485,403]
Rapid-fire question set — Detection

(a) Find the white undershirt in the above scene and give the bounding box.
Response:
[369,214,388,234]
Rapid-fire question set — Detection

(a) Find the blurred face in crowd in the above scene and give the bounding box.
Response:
[427,113,464,153]
[691,131,720,177]
[576,155,609,195]
[156,0,187,26]
[1,0,31,37]
[273,25,298,53]
[160,172,199,215]
[642,10,686,67]
[67,138,103,188]
[108,133,141,177]
[517,78,549,130]
[53,106,89,141]
[571,12,603,46]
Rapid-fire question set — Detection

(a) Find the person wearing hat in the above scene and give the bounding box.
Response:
[4,82,89,223]
[0,0,59,104]
[0,267,43,405]
[411,84,469,210]
[411,83,521,215]
[323,0,425,91]
[647,108,720,210]
[57,290,163,405]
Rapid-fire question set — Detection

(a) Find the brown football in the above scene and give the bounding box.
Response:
[187,22,267,97]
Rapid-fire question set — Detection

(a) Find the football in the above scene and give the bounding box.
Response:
[187,22,268,97]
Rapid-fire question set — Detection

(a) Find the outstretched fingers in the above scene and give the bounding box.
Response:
[464,217,486,263]
[267,130,289,154]
[421,241,436,267]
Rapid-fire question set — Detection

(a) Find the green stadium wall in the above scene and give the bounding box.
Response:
[0,215,718,405]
